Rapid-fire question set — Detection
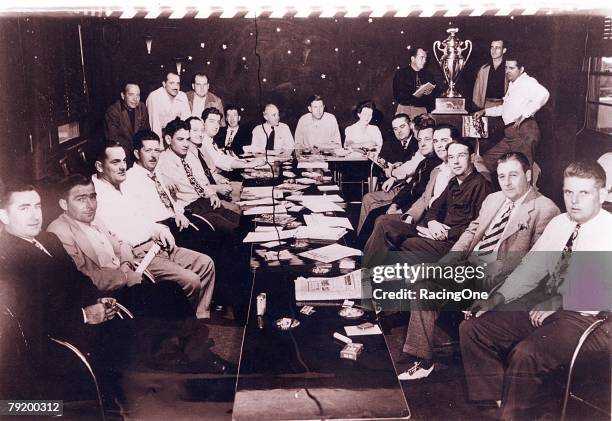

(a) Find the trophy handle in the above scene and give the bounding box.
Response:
[432,40,444,65]
[462,40,473,66]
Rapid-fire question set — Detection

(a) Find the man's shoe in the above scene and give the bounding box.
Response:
[397,359,434,380]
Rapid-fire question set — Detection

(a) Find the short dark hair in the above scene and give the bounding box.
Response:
[191,72,208,85]
[498,152,530,173]
[163,117,190,139]
[504,53,525,69]
[162,69,179,83]
[224,104,241,116]
[410,46,427,58]
[94,141,126,165]
[0,180,37,209]
[355,100,376,118]
[564,160,607,189]
[413,114,436,132]
[185,116,201,130]
[201,107,222,121]
[446,138,475,155]
[392,113,411,124]
[133,130,160,151]
[122,80,140,93]
[434,123,460,141]
[491,39,507,48]
[308,94,324,105]
[57,174,93,200]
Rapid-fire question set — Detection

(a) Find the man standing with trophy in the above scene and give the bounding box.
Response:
[474,54,550,172]
[393,47,437,119]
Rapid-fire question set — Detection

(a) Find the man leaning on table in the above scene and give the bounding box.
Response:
[250,104,295,153]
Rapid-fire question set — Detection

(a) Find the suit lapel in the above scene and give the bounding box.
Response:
[63,214,102,268]
[499,189,537,245]
[120,106,134,137]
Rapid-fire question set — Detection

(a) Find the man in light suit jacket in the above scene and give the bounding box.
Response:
[396,152,560,381]
[186,73,225,126]
[104,81,150,159]
[47,174,214,319]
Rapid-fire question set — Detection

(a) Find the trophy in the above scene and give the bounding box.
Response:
[432,28,472,114]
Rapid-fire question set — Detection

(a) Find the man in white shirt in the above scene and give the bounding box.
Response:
[474,55,550,172]
[251,104,295,153]
[294,94,341,150]
[186,73,225,125]
[146,70,191,138]
[91,142,216,319]
[460,160,611,420]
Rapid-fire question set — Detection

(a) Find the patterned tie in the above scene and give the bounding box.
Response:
[545,224,581,295]
[266,126,275,151]
[148,172,173,210]
[226,129,235,148]
[475,202,514,255]
[181,158,208,198]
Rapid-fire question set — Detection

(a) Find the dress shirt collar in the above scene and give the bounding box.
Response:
[451,166,479,187]
[94,174,123,193]
[510,71,528,86]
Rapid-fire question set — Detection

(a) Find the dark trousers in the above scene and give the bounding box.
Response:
[357,204,390,249]
[186,197,240,235]
[460,303,610,419]
[482,118,540,172]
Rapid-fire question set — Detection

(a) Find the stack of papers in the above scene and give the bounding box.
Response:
[298,243,361,263]
[304,214,353,230]
[301,196,345,213]
[294,270,362,301]
[297,161,329,169]
[236,197,276,206]
[241,186,284,200]
[317,185,340,192]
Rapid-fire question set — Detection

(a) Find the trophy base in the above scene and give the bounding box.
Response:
[432,97,467,115]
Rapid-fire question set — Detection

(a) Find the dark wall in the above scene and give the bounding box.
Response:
[0,15,604,207]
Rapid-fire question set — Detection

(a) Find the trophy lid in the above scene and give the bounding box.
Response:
[447,27,459,34]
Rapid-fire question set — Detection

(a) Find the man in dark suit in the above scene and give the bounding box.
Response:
[214,104,252,156]
[0,182,233,376]
[104,81,150,158]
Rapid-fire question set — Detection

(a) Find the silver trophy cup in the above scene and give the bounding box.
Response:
[432,28,472,114]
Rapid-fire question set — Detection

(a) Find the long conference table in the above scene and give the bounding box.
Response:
[232,150,410,420]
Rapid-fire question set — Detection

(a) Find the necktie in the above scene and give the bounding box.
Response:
[415,71,422,89]
[266,126,275,151]
[475,202,515,255]
[32,239,52,257]
[181,158,208,198]
[226,130,235,148]
[148,172,174,210]
[127,108,136,131]
[195,149,217,185]
[545,224,581,295]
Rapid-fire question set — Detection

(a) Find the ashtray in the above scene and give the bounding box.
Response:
[338,307,365,319]
[292,240,309,249]
[275,318,301,331]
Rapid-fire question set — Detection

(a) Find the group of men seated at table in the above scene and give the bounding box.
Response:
[1,61,611,419]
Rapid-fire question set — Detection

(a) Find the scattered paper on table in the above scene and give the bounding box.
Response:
[317,185,340,192]
[301,196,345,213]
[296,177,317,185]
[260,240,286,248]
[298,243,361,263]
[295,226,347,241]
[236,197,276,206]
[304,214,353,230]
[344,325,383,336]
[243,205,287,215]
[243,229,296,243]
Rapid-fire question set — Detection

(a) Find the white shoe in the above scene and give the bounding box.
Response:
[397,361,434,380]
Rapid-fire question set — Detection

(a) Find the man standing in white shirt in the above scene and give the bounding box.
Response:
[91,142,216,319]
[474,55,550,172]
[294,94,342,150]
[251,104,295,153]
[460,160,611,420]
[146,70,191,138]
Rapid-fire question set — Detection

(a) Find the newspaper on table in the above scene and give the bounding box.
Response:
[298,243,361,263]
[294,269,363,301]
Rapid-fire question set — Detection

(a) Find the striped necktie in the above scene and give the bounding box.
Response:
[148,172,174,210]
[181,158,208,198]
[545,223,581,295]
[475,202,514,255]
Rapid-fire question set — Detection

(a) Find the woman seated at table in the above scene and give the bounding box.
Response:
[344,100,384,153]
